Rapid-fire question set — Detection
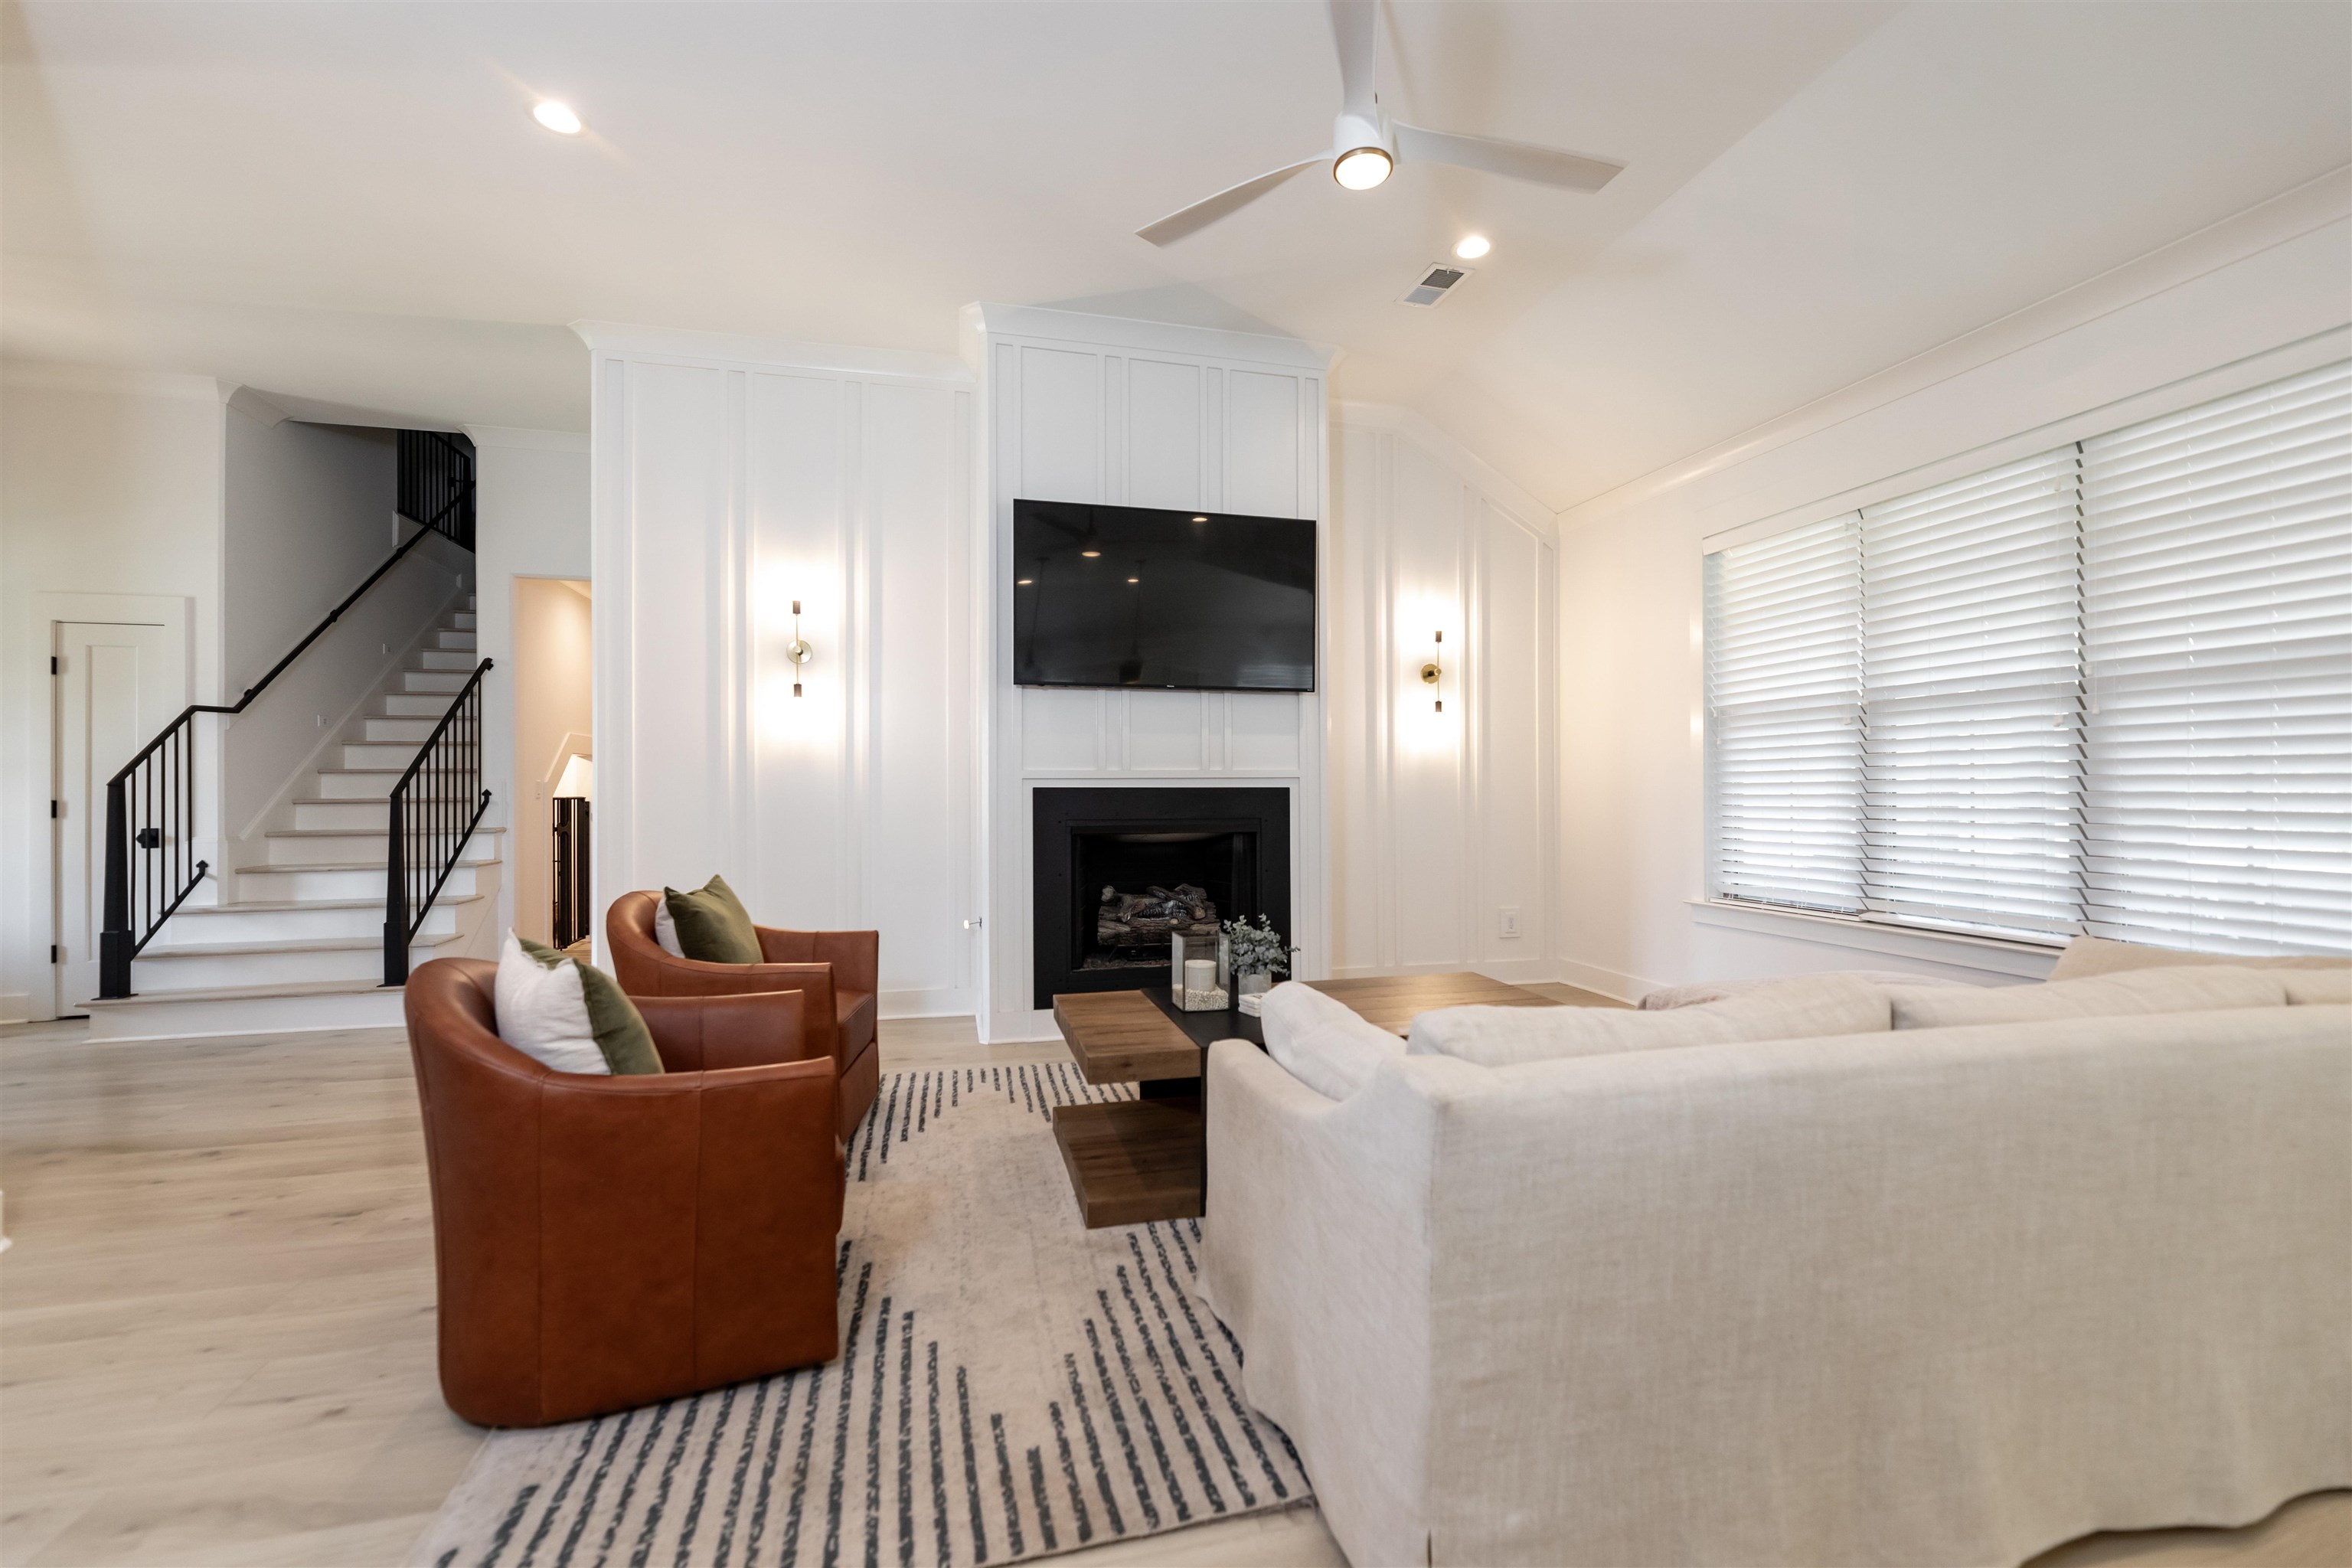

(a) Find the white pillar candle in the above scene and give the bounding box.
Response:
[1184,958,1216,992]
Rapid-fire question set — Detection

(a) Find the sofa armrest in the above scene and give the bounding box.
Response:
[1202,1042,1439,1566]
[638,988,812,1073]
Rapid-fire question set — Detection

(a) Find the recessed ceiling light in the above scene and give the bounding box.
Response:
[533,101,583,135]
[1454,234,1491,260]
[1127,577,1140,584]
[1080,549,1101,558]
[1333,146,1393,191]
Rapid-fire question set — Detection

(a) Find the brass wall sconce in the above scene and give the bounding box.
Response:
[1421,629,1442,712]
[786,599,813,697]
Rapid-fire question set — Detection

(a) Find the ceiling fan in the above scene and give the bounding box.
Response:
[1137,0,1625,247]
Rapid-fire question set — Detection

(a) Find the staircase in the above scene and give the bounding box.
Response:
[83,597,503,1042]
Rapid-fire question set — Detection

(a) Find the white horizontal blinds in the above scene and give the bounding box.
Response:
[2079,360,2352,955]
[1707,514,1863,912]
[1860,449,2086,936]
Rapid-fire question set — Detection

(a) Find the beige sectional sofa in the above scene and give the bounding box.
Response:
[1197,945,2351,1566]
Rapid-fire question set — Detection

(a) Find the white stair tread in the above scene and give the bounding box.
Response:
[263,825,505,839]
[168,893,484,915]
[84,975,405,1007]
[235,857,495,874]
[141,933,462,959]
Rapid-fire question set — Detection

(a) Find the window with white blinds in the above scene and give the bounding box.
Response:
[1706,358,2352,954]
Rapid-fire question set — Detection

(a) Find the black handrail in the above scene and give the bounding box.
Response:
[97,437,475,998]
[384,659,492,987]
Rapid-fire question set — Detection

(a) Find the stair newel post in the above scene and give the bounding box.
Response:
[99,774,134,998]
[384,781,409,988]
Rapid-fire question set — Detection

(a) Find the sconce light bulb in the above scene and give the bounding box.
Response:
[1080,549,1101,558]
[1435,699,1443,713]
[1434,629,1442,643]
[792,599,802,616]
[792,681,803,698]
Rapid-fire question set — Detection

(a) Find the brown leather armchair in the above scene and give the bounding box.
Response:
[404,957,843,1428]
[606,890,879,1138]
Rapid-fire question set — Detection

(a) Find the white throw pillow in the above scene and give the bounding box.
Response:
[1885,966,2289,1029]
[492,931,611,1074]
[1259,982,1406,1100]
[1641,970,1975,1010]
[2047,933,2350,981]
[652,897,685,957]
[1407,975,1891,1068]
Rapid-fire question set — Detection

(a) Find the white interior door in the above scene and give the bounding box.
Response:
[55,620,178,1011]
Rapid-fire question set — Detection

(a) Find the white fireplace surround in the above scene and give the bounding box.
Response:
[965,304,1334,1042]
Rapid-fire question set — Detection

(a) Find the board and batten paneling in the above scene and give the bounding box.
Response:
[1329,404,1559,982]
[965,304,1334,1041]
[580,325,977,1018]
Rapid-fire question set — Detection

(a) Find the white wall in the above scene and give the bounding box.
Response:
[216,398,464,854]
[579,325,976,1017]
[509,577,593,946]
[0,365,227,1021]
[1554,175,2352,1000]
[965,304,1334,1040]
[1328,404,1557,982]
[468,426,592,942]
[221,398,397,690]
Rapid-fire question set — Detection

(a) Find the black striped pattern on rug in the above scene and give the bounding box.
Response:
[415,1063,1312,1568]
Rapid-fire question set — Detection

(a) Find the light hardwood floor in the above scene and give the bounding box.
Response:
[3,1003,2341,1566]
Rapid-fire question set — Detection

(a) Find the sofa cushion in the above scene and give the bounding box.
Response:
[1641,970,1975,1010]
[1260,982,1406,1099]
[1884,965,2290,1029]
[2283,969,2352,1005]
[1408,975,1890,1068]
[2047,933,2350,981]
[495,932,664,1075]
[662,874,763,964]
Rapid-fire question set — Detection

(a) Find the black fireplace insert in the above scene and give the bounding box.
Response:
[1031,786,1292,1008]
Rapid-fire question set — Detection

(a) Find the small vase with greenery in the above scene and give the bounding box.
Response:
[1221,914,1296,1000]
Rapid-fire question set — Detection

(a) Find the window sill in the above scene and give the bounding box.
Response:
[1687,899,2061,979]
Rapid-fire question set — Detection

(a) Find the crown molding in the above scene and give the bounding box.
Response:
[569,319,970,384]
[964,302,1338,372]
[1334,400,1553,536]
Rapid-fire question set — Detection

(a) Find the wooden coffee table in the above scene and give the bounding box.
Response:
[1048,973,1558,1228]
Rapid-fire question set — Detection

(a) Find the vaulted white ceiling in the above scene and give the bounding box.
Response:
[5,2,2346,511]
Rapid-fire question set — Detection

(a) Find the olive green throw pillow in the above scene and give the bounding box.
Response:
[514,935,665,1075]
[662,874,763,965]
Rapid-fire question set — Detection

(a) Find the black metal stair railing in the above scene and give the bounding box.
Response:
[384,659,492,987]
[97,431,475,998]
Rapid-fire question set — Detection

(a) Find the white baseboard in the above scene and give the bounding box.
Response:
[0,991,38,1026]
[1550,959,1653,1005]
[879,987,976,1021]
[987,1007,1064,1045]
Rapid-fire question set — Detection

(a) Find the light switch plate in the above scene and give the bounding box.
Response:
[1498,906,1521,939]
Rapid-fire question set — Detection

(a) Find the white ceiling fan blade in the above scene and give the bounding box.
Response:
[1394,123,1625,193]
[1328,0,1377,122]
[1136,155,1329,246]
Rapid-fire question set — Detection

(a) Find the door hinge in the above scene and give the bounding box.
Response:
[50,655,60,675]
[51,799,60,819]
[51,944,60,965]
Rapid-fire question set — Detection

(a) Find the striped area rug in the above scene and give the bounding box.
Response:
[407,1063,1312,1568]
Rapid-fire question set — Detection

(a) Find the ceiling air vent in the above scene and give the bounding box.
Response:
[1400,263,1472,308]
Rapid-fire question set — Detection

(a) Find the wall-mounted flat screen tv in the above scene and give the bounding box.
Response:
[1012,500,1317,693]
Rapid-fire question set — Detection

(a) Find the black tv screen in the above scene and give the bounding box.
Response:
[1012,500,1316,692]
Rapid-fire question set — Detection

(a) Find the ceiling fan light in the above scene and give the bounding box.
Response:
[532,100,583,135]
[1333,146,1393,191]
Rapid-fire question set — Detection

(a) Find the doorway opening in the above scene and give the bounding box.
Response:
[512,578,593,952]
